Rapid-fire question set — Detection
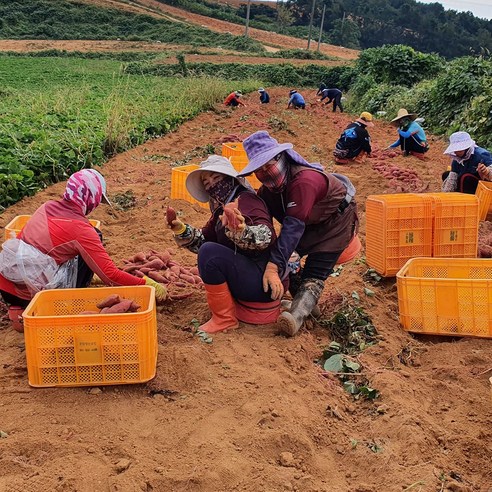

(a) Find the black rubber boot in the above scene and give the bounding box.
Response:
[287,271,322,318]
[278,278,324,337]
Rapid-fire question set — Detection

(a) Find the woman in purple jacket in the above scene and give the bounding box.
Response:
[166,155,279,333]
[239,131,359,337]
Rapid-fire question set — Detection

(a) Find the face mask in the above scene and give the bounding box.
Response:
[206,177,236,204]
[255,154,289,193]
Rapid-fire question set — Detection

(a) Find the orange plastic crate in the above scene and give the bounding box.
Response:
[221,142,245,158]
[475,181,492,221]
[229,155,262,190]
[4,215,101,241]
[365,194,434,277]
[427,193,478,258]
[22,286,157,387]
[170,164,208,209]
[397,257,492,338]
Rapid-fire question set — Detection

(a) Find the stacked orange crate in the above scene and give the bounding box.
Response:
[426,192,479,258]
[366,194,434,276]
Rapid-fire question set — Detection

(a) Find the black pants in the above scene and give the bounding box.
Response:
[442,171,479,194]
[329,94,343,112]
[398,136,429,154]
[0,228,103,307]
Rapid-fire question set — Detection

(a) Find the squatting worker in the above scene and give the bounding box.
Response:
[239,131,359,337]
[166,155,280,334]
[0,169,167,332]
[388,108,428,158]
[224,91,246,107]
[333,111,374,164]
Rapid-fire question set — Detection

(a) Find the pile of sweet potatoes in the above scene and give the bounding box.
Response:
[371,162,427,193]
[81,295,140,315]
[121,249,203,300]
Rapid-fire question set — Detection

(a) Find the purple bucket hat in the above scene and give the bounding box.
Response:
[239,131,293,175]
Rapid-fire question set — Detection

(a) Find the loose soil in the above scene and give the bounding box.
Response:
[1,88,491,492]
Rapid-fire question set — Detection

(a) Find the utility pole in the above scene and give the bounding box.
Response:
[306,0,316,50]
[340,11,346,46]
[245,0,251,37]
[317,3,326,52]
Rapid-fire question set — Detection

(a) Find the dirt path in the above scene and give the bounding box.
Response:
[1,88,491,492]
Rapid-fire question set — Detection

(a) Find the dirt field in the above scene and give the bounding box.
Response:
[1,88,491,492]
[79,0,359,59]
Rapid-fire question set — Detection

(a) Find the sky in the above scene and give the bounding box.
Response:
[418,0,492,20]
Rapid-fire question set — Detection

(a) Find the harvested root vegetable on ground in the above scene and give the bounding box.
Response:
[100,299,135,314]
[119,249,204,302]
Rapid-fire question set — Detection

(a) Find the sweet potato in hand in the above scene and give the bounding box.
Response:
[166,206,177,224]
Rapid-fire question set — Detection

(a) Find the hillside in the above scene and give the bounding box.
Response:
[1,88,492,492]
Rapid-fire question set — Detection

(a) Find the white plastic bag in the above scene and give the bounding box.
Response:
[0,239,78,296]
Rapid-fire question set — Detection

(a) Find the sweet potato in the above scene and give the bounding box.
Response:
[190,267,199,275]
[139,267,152,274]
[170,265,181,276]
[158,251,171,265]
[166,206,177,224]
[132,252,147,263]
[222,201,240,230]
[122,264,139,273]
[142,258,165,270]
[96,294,121,309]
[147,271,168,283]
[128,301,141,312]
[100,299,133,314]
[133,270,145,278]
[193,275,203,284]
[174,281,187,288]
[180,273,196,284]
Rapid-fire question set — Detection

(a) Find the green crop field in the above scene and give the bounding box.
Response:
[0,56,258,208]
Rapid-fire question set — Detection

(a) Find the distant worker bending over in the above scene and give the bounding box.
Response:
[224,91,246,107]
[287,90,305,110]
[319,88,343,112]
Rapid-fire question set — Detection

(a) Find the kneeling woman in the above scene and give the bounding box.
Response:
[166,155,278,333]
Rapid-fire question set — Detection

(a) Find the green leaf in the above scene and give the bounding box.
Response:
[343,359,361,372]
[323,354,344,373]
[343,381,358,394]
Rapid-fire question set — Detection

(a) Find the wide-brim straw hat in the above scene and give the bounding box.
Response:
[239,131,293,176]
[186,155,247,203]
[391,108,417,126]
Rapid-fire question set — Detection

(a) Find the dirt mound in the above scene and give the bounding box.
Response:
[1,88,491,491]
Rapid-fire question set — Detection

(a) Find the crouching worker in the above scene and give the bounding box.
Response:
[333,112,374,165]
[166,155,279,334]
[0,169,167,332]
[389,108,429,158]
[442,131,492,194]
[240,131,359,337]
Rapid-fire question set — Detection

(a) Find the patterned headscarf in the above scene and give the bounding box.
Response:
[63,169,107,215]
[254,153,289,193]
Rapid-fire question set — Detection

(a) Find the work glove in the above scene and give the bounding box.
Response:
[477,163,492,181]
[263,262,284,301]
[166,218,187,235]
[144,276,168,302]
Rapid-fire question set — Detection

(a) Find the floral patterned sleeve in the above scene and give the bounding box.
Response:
[173,224,206,254]
[225,224,272,251]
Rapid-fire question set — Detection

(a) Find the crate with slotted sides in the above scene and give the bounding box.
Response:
[229,155,262,190]
[366,194,434,277]
[4,215,101,242]
[397,257,492,338]
[428,193,478,258]
[170,164,208,209]
[221,142,245,158]
[22,285,157,387]
[475,181,492,221]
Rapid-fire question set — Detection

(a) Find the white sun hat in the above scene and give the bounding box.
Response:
[444,131,476,155]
